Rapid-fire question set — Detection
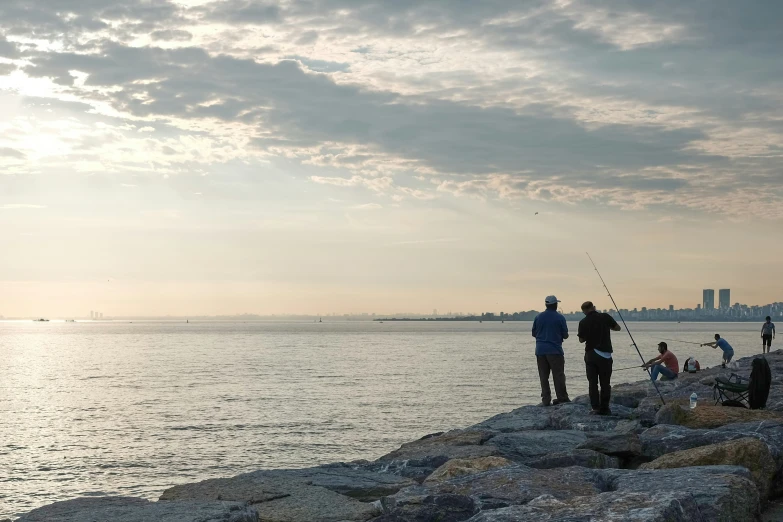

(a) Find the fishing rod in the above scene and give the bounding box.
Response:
[587,253,666,405]
[661,338,703,346]
[614,364,645,371]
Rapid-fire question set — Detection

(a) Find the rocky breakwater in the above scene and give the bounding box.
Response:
[13,350,783,522]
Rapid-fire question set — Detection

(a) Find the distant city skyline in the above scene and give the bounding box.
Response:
[1,291,780,321]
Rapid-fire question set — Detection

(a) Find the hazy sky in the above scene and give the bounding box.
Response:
[1,1,781,317]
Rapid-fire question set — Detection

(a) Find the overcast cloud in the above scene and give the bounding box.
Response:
[1,0,781,216]
[0,1,781,315]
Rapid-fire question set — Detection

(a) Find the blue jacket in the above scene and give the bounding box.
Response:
[532,309,569,355]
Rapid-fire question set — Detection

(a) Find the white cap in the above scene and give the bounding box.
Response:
[545,295,560,305]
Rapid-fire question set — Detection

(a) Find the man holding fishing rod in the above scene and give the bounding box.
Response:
[701,334,734,368]
[578,301,621,415]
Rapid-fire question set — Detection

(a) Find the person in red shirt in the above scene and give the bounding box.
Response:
[643,342,679,381]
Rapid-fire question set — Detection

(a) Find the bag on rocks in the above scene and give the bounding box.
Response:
[748,357,772,410]
[683,357,700,373]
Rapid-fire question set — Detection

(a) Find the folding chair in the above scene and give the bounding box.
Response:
[713,373,750,407]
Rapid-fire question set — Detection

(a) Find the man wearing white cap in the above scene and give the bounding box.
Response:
[531,295,570,406]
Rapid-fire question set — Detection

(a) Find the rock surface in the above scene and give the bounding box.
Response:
[487,430,587,461]
[378,431,495,462]
[15,497,258,522]
[602,465,760,521]
[576,432,642,458]
[523,449,620,469]
[424,457,513,484]
[466,492,703,522]
[640,437,777,499]
[655,399,782,428]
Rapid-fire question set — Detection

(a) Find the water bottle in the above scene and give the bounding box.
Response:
[690,393,697,409]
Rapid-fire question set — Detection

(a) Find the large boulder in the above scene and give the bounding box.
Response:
[601,465,760,522]
[469,406,551,433]
[378,430,497,462]
[465,491,703,522]
[424,457,513,485]
[366,431,499,483]
[16,497,258,522]
[576,432,642,459]
[374,493,478,521]
[161,465,413,503]
[548,403,635,432]
[655,400,782,429]
[160,468,386,522]
[640,437,776,500]
[640,421,783,464]
[386,465,602,511]
[523,449,620,470]
[488,430,587,461]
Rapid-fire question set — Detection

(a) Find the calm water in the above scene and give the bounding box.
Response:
[0,320,765,517]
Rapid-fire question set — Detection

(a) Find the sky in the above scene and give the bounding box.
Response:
[0,1,781,317]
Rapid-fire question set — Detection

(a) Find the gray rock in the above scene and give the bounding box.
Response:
[489,430,587,461]
[466,492,704,521]
[601,465,760,522]
[387,465,602,510]
[160,469,382,522]
[276,464,417,501]
[377,430,498,462]
[374,493,477,521]
[524,449,620,469]
[250,487,380,522]
[640,421,783,464]
[469,406,551,433]
[548,402,634,431]
[16,497,258,522]
[160,465,412,503]
[363,455,453,483]
[577,432,642,458]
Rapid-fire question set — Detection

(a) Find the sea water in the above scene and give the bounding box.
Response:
[0,320,764,517]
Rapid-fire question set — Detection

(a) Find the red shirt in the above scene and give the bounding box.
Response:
[660,350,679,374]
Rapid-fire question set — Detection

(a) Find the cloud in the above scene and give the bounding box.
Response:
[151,29,193,42]
[0,0,781,218]
[353,203,383,210]
[0,147,26,159]
[1,204,47,209]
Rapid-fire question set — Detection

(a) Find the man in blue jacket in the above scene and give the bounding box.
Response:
[532,295,570,406]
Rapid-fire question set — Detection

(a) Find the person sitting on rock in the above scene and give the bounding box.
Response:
[702,334,734,368]
[642,342,679,381]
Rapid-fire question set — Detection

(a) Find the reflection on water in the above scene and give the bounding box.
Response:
[0,320,763,517]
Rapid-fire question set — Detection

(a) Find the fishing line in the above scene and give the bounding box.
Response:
[587,253,666,405]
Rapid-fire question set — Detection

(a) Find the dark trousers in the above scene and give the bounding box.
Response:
[584,350,613,412]
[536,354,569,404]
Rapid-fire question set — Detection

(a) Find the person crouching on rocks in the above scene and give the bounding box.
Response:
[642,342,679,381]
[702,334,734,368]
[532,295,570,407]
[578,301,621,415]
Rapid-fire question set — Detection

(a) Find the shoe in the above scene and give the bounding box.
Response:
[588,409,600,415]
[552,399,571,405]
[537,402,551,407]
[598,409,613,416]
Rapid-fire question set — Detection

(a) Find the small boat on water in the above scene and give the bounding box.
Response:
[65,319,76,323]
[33,318,49,322]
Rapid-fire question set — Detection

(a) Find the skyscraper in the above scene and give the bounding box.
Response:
[703,289,715,311]
[90,310,94,320]
[719,289,731,310]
